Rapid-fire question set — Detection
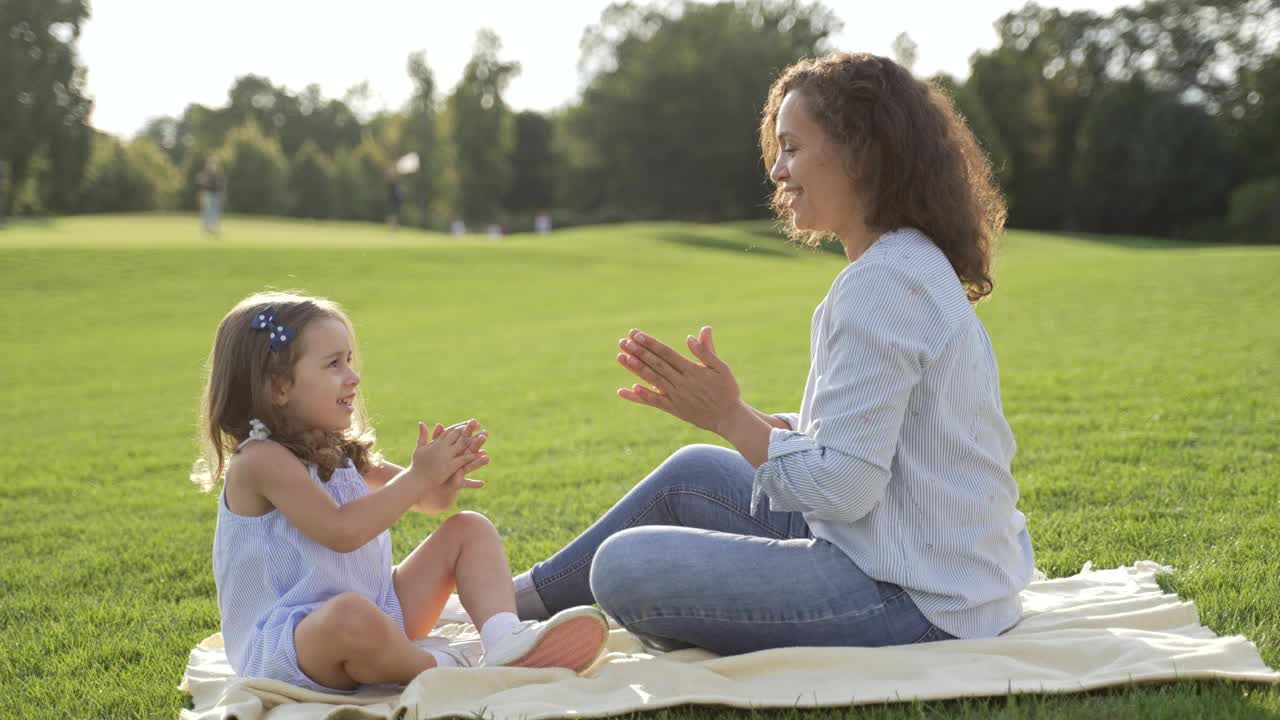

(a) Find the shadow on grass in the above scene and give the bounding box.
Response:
[659,231,795,258]
[673,222,852,259]
[1028,230,1276,251]
[742,221,1274,253]
[729,222,1277,257]
[737,220,1255,253]
[0,215,56,230]
[727,221,847,258]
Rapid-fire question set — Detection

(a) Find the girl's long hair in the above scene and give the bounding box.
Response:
[192,291,380,491]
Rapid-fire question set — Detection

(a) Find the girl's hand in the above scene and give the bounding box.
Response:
[616,326,744,434]
[431,421,488,491]
[408,423,476,486]
[409,421,489,514]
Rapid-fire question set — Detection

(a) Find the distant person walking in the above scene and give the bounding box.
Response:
[385,165,403,231]
[198,157,226,235]
[0,162,8,228]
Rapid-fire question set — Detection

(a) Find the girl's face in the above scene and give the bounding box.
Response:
[769,90,861,239]
[275,318,360,433]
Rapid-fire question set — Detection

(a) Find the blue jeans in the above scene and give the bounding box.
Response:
[523,444,953,655]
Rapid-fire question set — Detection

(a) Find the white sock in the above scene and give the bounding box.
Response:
[480,611,522,650]
[513,573,550,620]
[513,573,535,595]
[427,648,460,669]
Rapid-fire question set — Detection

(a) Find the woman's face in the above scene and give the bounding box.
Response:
[769,91,859,238]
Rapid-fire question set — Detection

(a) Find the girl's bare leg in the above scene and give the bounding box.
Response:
[293,592,437,689]
[392,511,516,640]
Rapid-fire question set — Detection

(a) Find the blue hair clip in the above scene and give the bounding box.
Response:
[251,306,295,351]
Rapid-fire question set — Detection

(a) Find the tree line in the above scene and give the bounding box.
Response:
[2,0,1277,241]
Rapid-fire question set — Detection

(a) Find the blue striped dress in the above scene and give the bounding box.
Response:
[753,227,1035,639]
[212,443,405,692]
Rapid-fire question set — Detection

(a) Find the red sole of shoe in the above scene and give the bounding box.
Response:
[510,616,607,672]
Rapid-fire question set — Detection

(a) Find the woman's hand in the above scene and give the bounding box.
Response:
[616,326,745,434]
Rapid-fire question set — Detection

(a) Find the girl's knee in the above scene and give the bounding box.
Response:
[317,593,394,654]
[438,511,499,541]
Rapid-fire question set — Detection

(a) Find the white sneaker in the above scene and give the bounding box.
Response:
[480,606,609,672]
[414,636,481,668]
[433,643,476,668]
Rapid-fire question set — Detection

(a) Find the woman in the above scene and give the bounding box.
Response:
[513,52,1034,655]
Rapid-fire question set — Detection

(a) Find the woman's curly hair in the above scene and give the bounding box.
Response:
[760,52,1007,302]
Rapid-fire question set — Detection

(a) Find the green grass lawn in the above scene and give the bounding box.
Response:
[1,215,1277,719]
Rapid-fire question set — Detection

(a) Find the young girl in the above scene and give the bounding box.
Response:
[193,291,609,693]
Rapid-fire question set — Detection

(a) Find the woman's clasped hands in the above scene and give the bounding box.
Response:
[616,326,747,434]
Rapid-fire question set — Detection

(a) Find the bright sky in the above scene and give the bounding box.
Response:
[80,0,1132,138]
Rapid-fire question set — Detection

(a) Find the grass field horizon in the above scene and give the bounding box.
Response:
[2,214,1277,718]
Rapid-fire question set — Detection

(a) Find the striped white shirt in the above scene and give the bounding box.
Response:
[753,227,1034,638]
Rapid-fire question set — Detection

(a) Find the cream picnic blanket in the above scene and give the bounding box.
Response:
[179,562,1279,719]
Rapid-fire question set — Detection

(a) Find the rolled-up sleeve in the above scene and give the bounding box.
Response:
[751,261,946,524]
[772,412,801,430]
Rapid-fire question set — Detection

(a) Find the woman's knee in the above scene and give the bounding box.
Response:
[639,443,744,495]
[589,528,681,619]
[666,443,733,469]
